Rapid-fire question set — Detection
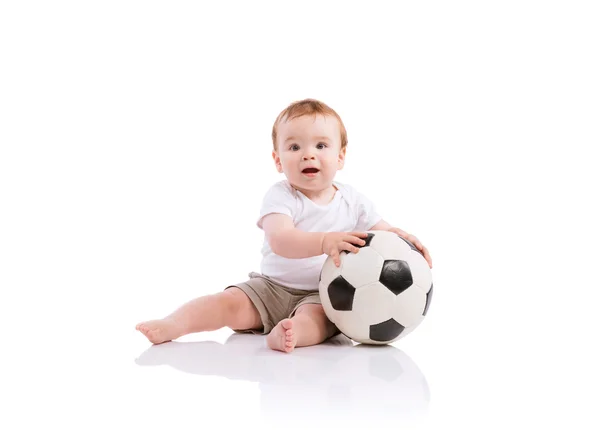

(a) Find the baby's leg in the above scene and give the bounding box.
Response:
[267,303,337,353]
[136,287,262,344]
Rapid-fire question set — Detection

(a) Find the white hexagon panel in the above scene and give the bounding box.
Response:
[393,285,428,327]
[352,282,396,326]
[339,246,384,288]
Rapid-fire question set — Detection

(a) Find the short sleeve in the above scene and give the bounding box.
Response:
[354,188,382,231]
[257,181,297,229]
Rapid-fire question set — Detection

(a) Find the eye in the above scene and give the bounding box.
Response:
[290,144,300,151]
[317,142,327,149]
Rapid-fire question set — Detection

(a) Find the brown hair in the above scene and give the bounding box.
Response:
[271,98,348,152]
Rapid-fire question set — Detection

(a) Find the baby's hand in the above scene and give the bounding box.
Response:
[388,227,433,269]
[321,231,369,267]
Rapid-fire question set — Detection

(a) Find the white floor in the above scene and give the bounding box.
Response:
[4,264,599,430]
[133,331,430,429]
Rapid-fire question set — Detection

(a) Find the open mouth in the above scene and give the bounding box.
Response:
[302,168,320,174]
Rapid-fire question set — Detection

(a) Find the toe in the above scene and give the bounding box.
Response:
[281,319,293,330]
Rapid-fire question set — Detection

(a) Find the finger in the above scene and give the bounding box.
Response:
[397,231,409,240]
[342,243,360,254]
[409,238,430,263]
[417,243,431,266]
[352,231,369,237]
[332,250,340,267]
[422,248,433,268]
[416,242,432,266]
[393,228,408,238]
[408,235,422,249]
[347,235,367,246]
[413,239,423,251]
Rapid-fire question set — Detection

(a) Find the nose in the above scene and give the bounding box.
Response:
[302,151,316,160]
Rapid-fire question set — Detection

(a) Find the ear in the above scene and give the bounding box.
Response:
[272,150,283,173]
[337,147,346,170]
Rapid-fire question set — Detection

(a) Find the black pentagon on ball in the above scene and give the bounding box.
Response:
[358,232,375,248]
[340,233,374,256]
[379,260,413,295]
[328,275,355,311]
[370,318,405,342]
[423,283,433,316]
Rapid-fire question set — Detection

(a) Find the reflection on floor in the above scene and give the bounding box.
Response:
[135,332,430,427]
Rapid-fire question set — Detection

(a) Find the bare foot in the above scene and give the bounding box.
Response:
[136,318,182,345]
[267,319,297,353]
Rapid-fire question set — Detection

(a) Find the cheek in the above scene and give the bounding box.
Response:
[322,155,338,168]
[282,157,296,169]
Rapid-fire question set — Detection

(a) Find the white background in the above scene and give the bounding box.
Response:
[1,1,599,429]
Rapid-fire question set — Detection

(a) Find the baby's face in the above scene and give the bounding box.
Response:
[273,114,345,193]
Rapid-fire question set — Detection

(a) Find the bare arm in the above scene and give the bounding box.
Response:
[369,219,393,231]
[262,214,325,259]
[262,214,368,265]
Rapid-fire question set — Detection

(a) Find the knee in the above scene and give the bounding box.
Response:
[295,304,337,336]
[295,304,327,321]
[218,288,245,318]
[219,288,260,330]
[219,288,240,308]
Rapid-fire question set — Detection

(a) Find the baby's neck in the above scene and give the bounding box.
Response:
[293,183,338,205]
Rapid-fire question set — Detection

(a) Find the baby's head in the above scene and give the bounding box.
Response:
[272,99,348,192]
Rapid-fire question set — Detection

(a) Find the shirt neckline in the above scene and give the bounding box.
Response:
[296,183,341,208]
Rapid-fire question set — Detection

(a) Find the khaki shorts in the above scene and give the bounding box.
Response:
[225,271,323,335]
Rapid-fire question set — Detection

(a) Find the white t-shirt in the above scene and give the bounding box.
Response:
[256,180,382,291]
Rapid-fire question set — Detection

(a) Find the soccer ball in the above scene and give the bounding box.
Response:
[318,230,433,344]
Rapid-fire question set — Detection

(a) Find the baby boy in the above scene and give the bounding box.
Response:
[136,98,432,352]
